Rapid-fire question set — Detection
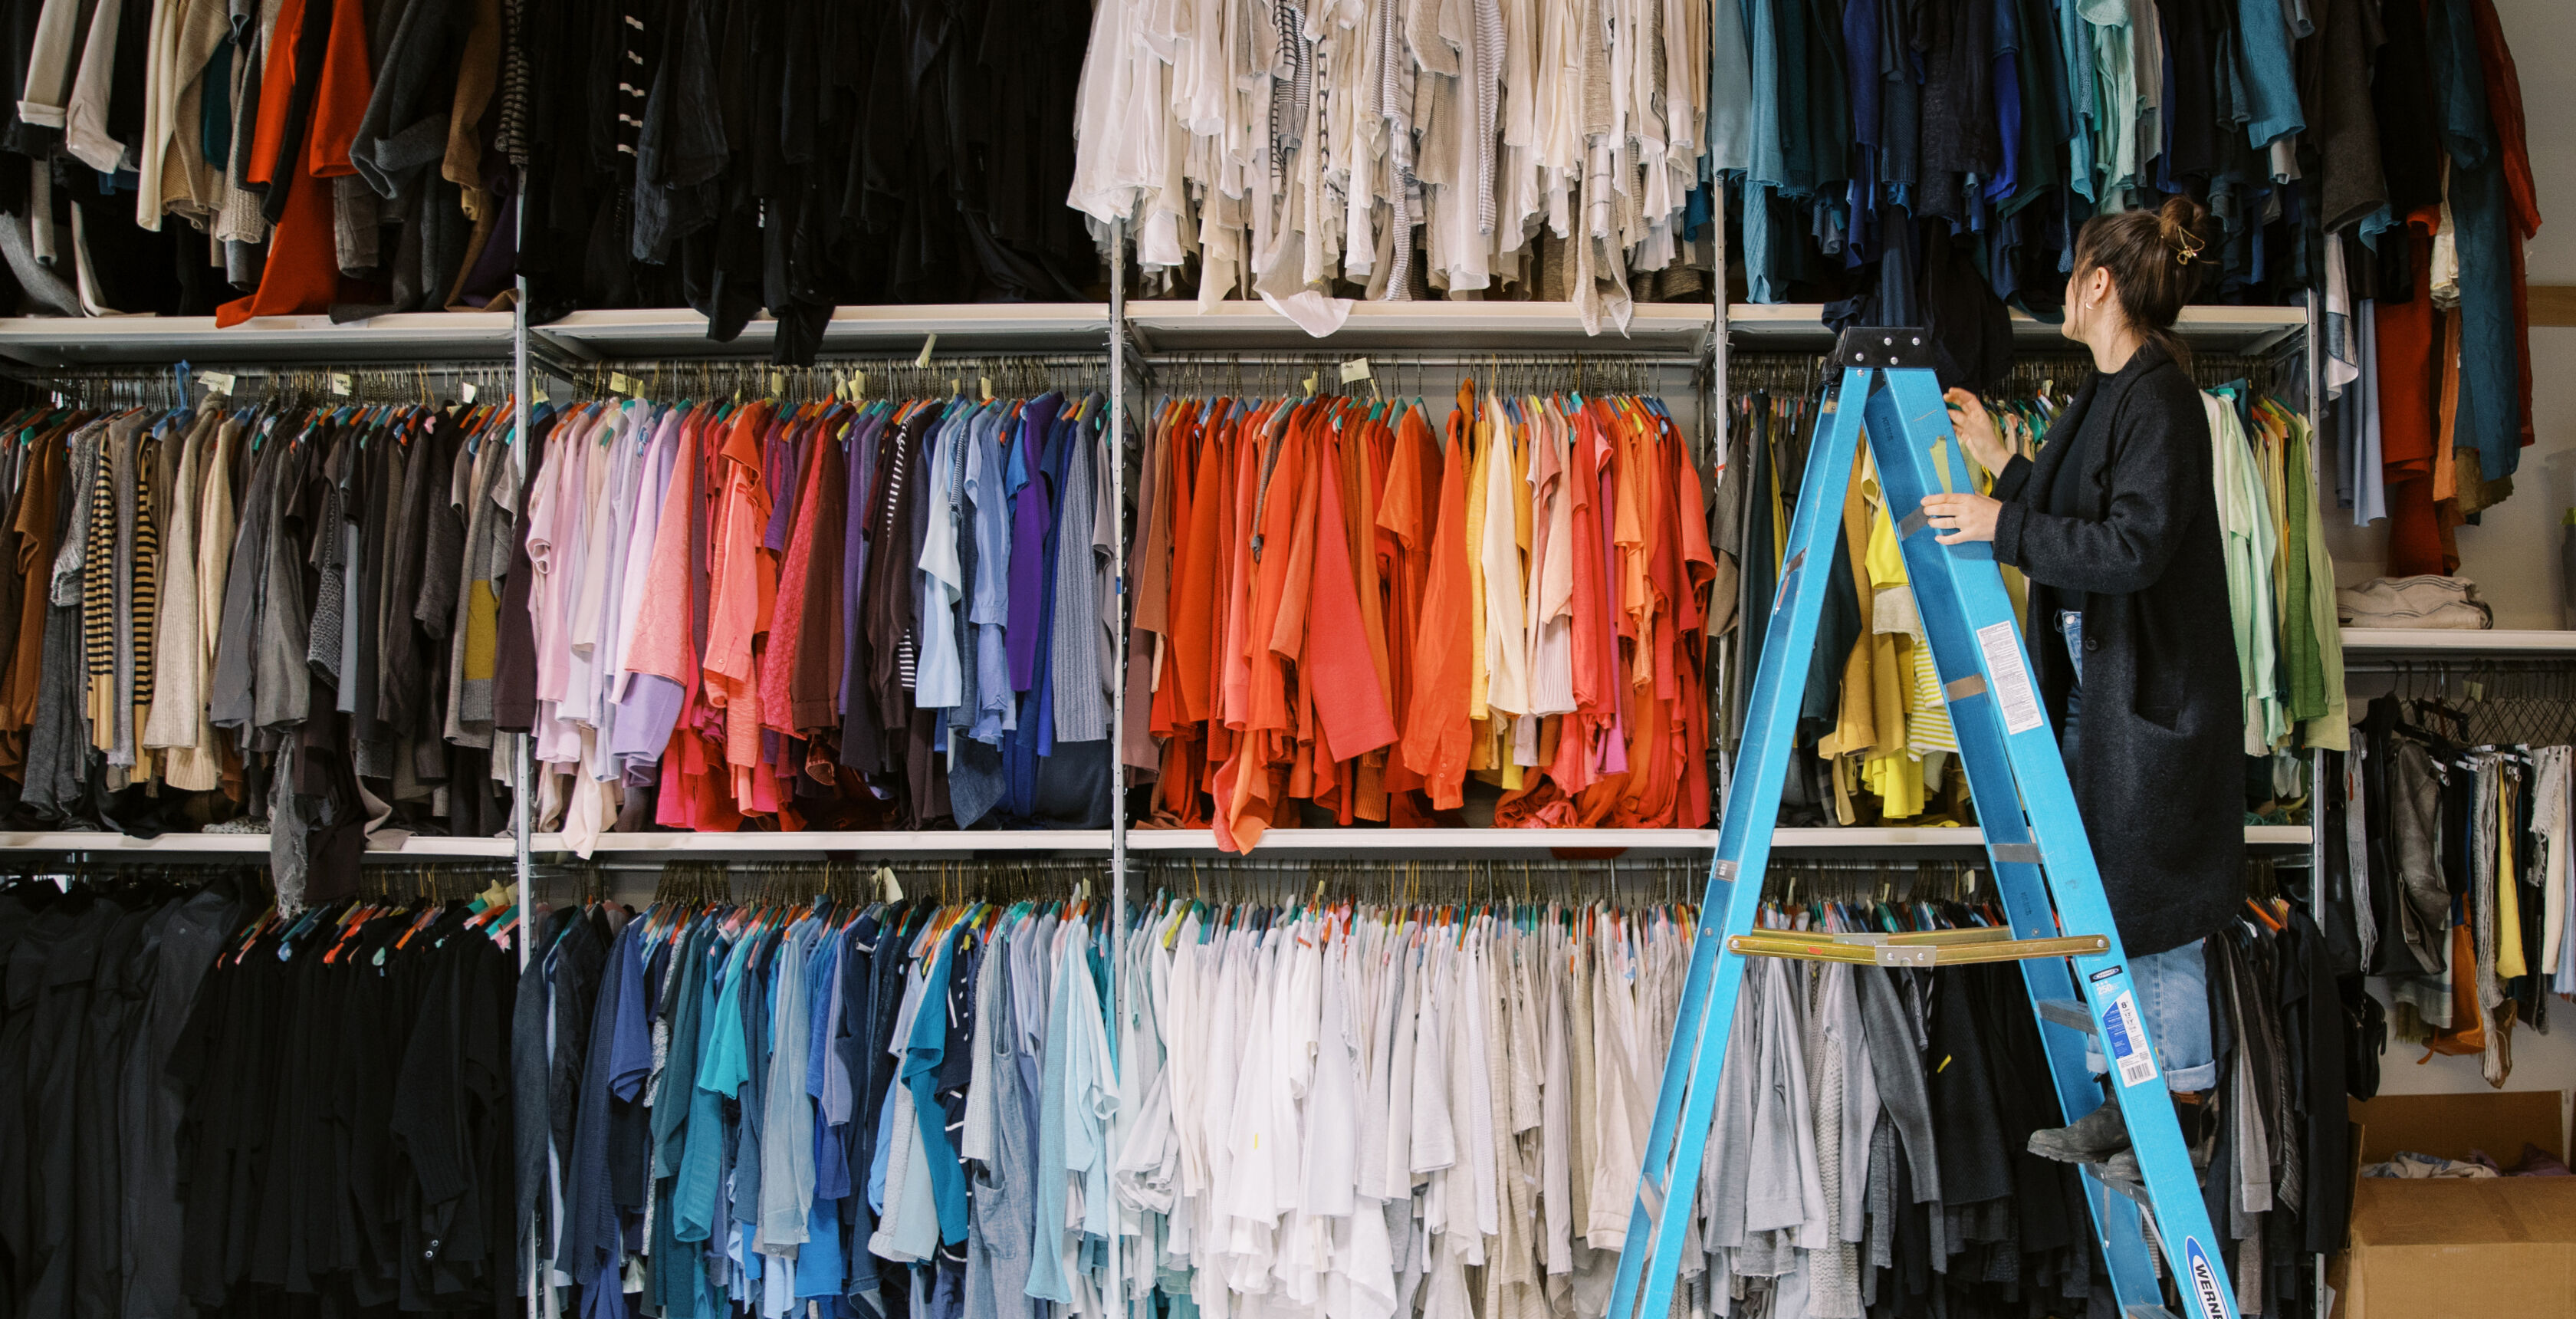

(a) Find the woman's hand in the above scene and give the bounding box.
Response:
[1921,492,2002,544]
[1944,388,2019,475]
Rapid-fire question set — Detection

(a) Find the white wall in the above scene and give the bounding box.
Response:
[2329,0,2576,1110]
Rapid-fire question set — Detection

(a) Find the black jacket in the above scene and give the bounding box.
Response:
[1990,342,2246,956]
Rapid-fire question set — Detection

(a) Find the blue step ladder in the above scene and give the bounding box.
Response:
[1609,331,2238,1319]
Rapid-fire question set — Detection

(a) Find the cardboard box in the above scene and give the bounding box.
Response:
[2334,1090,2576,1319]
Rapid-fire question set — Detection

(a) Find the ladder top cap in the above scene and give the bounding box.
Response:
[1831,327,1937,370]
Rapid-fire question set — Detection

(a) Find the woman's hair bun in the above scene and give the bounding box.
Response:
[2072,196,2213,357]
[2157,196,2210,265]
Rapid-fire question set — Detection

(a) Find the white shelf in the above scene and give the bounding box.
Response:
[1126,827,1720,853]
[0,312,520,367]
[1122,825,2310,853]
[2339,628,2576,653]
[1726,304,2308,355]
[532,304,1115,360]
[0,831,512,855]
[0,821,2308,859]
[527,831,1112,855]
[1125,300,1717,354]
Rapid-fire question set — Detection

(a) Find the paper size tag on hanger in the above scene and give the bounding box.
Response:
[949,377,961,396]
[853,371,866,400]
[2467,680,2485,702]
[534,383,550,405]
[1339,357,1373,383]
[330,372,353,396]
[610,372,636,396]
[770,370,786,396]
[980,376,993,402]
[877,865,904,900]
[201,370,235,394]
[1303,372,1319,396]
[915,334,938,367]
[460,381,478,403]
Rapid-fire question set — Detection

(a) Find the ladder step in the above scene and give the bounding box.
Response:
[1729,932,2108,968]
[2094,1168,2150,1207]
[2037,998,2098,1034]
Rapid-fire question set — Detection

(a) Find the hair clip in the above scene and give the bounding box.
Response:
[2174,232,2205,265]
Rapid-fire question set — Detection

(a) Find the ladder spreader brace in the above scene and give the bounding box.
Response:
[1610,329,2239,1319]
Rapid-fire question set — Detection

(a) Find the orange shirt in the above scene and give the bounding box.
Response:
[245,0,310,187]
[1168,402,1224,726]
[306,0,374,176]
[1305,410,1397,761]
[1399,403,1474,809]
[1376,404,1434,794]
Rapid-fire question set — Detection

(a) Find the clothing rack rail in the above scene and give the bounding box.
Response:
[1139,350,1710,367]
[553,352,1112,406]
[539,856,1118,874]
[2343,654,2576,676]
[1139,350,1720,458]
[3,359,521,407]
[1138,350,1710,393]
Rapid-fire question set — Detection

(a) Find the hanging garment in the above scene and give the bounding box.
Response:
[1129,385,1716,848]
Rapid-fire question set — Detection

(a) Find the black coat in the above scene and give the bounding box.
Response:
[1990,342,2245,956]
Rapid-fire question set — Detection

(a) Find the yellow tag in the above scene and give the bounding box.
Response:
[330,372,353,396]
[1930,439,1953,493]
[770,370,786,396]
[1937,1054,1951,1074]
[854,371,866,400]
[460,381,478,403]
[1303,372,1319,397]
[610,372,636,396]
[980,376,993,402]
[950,377,961,396]
[2468,681,2486,702]
[1339,357,1372,383]
[534,383,550,405]
[201,370,235,394]
[915,334,938,368]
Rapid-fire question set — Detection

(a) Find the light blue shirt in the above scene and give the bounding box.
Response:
[912,403,973,719]
[967,406,1016,744]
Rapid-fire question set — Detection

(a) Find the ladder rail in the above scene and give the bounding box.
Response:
[1865,368,2238,1319]
[1858,373,2167,1307]
[1601,367,1875,1319]
[1611,350,2243,1319]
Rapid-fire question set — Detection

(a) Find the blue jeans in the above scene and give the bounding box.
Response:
[2058,610,2218,1093]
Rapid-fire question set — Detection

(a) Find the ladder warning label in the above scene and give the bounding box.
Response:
[1973,622,2045,734]
[2101,991,2160,1088]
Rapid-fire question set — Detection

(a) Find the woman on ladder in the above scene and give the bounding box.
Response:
[1915,198,2240,1166]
